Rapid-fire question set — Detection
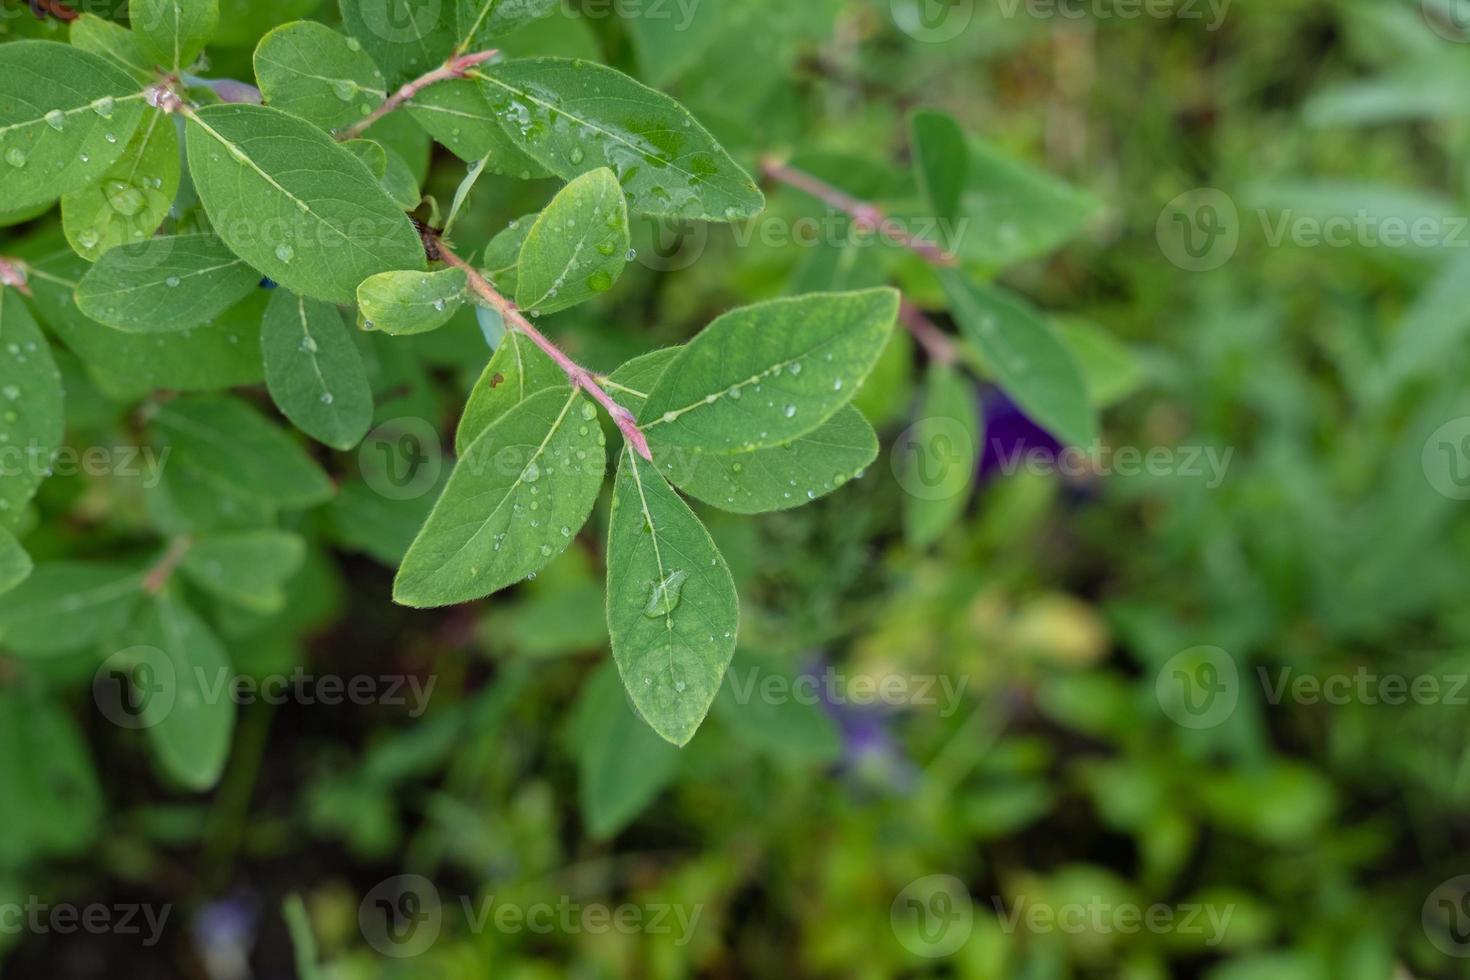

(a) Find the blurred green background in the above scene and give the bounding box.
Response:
[4,0,1470,976]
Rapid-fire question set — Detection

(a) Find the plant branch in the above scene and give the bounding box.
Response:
[144,537,193,594]
[336,49,500,142]
[0,257,31,297]
[900,299,957,365]
[759,156,959,268]
[433,239,654,462]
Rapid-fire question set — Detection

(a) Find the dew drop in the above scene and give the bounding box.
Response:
[275,244,295,263]
[43,109,66,132]
[299,336,318,353]
[580,401,597,421]
[568,146,585,164]
[92,96,116,118]
[164,276,180,287]
[332,79,357,102]
[586,269,613,292]
[320,392,334,405]
[643,569,689,618]
[783,404,797,418]
[522,461,541,483]
[4,149,26,168]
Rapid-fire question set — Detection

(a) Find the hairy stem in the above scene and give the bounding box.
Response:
[336,49,500,142]
[759,156,959,268]
[900,299,957,365]
[434,240,654,462]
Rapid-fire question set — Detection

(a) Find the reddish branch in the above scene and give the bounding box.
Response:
[434,239,654,462]
[336,49,500,142]
[27,0,77,22]
[900,299,957,365]
[759,156,959,269]
[144,537,193,594]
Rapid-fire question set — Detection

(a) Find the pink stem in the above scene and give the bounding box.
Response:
[0,257,30,297]
[436,242,655,462]
[336,49,500,142]
[144,537,193,594]
[760,156,960,269]
[900,299,957,365]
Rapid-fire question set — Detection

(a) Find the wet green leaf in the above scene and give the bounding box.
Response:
[261,288,375,449]
[75,234,260,333]
[515,167,628,315]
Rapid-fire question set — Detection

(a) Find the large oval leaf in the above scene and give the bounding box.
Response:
[638,288,898,453]
[75,233,260,333]
[254,20,386,131]
[606,446,738,746]
[261,287,374,449]
[407,79,550,175]
[394,387,605,607]
[185,103,425,303]
[338,0,456,86]
[0,291,64,525]
[475,58,764,221]
[516,167,628,315]
[0,41,148,211]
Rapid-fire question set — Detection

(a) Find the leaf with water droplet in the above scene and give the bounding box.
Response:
[454,0,558,51]
[130,0,219,72]
[255,21,386,130]
[395,388,605,607]
[408,79,552,175]
[456,330,564,453]
[357,268,468,336]
[0,42,147,211]
[71,13,156,82]
[638,289,898,454]
[606,445,738,746]
[261,288,374,449]
[477,58,764,222]
[339,0,458,86]
[76,234,259,334]
[515,168,629,315]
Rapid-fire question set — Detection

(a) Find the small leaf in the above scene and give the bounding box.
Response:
[902,364,981,547]
[394,387,605,607]
[454,0,557,50]
[455,329,563,453]
[481,211,536,294]
[254,20,385,131]
[75,233,260,333]
[574,662,681,839]
[151,394,335,508]
[0,562,143,656]
[133,594,235,791]
[910,109,967,223]
[0,292,64,526]
[516,167,629,315]
[941,274,1096,446]
[129,0,219,72]
[185,103,426,303]
[407,79,550,175]
[638,289,899,453]
[261,288,374,449]
[61,111,181,261]
[0,529,33,597]
[606,447,738,746]
[180,530,307,613]
[338,0,456,86]
[70,13,154,83]
[476,58,764,221]
[357,268,467,336]
[0,41,148,211]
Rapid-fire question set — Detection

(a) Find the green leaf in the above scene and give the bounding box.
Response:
[608,349,880,514]
[454,0,557,50]
[0,688,103,864]
[185,103,426,304]
[910,109,967,223]
[180,530,307,613]
[151,394,335,508]
[638,289,899,453]
[455,329,563,453]
[75,233,260,333]
[254,21,386,131]
[407,79,551,175]
[515,167,628,315]
[0,562,142,656]
[356,268,467,336]
[0,529,33,597]
[129,0,219,71]
[606,447,738,746]
[574,661,681,839]
[0,41,149,211]
[342,138,387,178]
[149,460,277,535]
[475,58,764,221]
[901,364,981,548]
[394,387,605,607]
[0,292,64,525]
[70,13,154,83]
[338,0,456,86]
[940,275,1096,446]
[61,110,181,261]
[481,210,536,293]
[377,143,422,210]
[261,288,375,449]
[133,594,235,791]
